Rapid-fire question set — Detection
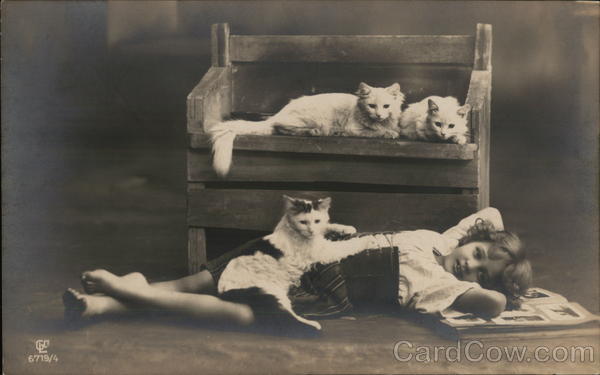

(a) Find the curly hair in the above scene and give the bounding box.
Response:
[459,219,532,310]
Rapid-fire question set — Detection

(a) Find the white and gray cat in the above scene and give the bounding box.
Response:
[210,82,405,177]
[399,96,471,144]
[217,195,377,330]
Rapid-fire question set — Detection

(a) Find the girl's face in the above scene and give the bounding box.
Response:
[442,241,510,287]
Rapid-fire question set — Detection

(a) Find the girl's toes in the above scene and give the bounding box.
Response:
[63,288,86,322]
[81,269,115,294]
[81,274,98,294]
[82,282,97,294]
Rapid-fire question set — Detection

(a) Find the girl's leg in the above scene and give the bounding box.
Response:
[70,270,253,325]
[150,271,217,294]
[68,271,218,321]
[83,270,217,294]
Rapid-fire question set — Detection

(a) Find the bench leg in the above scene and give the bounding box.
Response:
[188,227,207,275]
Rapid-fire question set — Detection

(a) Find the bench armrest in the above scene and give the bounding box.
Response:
[465,70,491,111]
[187,66,231,133]
[465,69,491,208]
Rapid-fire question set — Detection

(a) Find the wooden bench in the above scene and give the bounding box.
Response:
[186,23,492,274]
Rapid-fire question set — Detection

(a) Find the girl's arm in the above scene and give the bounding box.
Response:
[442,207,504,244]
[451,288,506,319]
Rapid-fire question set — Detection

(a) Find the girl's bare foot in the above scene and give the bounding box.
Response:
[62,288,121,321]
[63,288,87,321]
[81,269,147,295]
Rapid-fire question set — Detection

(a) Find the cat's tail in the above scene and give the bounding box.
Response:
[210,119,275,177]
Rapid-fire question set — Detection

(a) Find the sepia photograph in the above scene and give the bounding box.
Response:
[2,1,599,374]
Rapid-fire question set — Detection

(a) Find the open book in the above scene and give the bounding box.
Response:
[438,288,600,338]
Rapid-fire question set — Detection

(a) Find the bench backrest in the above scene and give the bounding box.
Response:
[211,24,478,115]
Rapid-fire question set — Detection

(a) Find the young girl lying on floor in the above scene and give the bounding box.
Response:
[63,207,532,327]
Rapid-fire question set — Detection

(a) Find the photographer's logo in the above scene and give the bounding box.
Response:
[35,340,50,354]
[28,339,58,363]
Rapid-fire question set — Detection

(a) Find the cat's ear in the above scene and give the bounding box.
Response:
[314,197,332,211]
[283,195,312,213]
[386,83,402,97]
[428,99,439,114]
[457,104,471,117]
[283,195,296,211]
[355,82,372,98]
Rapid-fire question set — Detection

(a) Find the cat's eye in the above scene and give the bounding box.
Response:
[383,104,390,109]
[368,104,376,109]
[314,220,321,224]
[300,220,308,225]
[448,124,455,129]
[434,121,442,127]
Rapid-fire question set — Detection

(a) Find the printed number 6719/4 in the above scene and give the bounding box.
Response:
[28,354,59,363]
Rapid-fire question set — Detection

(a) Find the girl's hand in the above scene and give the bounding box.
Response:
[451,288,507,319]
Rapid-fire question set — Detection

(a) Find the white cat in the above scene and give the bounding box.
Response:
[209,82,405,177]
[399,96,471,144]
[218,195,377,330]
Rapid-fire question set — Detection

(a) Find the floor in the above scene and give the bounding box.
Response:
[3,119,599,374]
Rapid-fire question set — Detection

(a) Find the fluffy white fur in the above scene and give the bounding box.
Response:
[218,196,378,330]
[399,96,471,144]
[209,82,405,177]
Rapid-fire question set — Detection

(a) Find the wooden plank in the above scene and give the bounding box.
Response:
[186,66,232,133]
[232,64,471,114]
[190,133,477,160]
[211,23,230,67]
[229,35,475,64]
[232,63,317,114]
[465,70,491,145]
[466,72,491,208]
[473,23,492,71]
[188,150,479,188]
[188,227,207,274]
[313,64,472,106]
[465,70,491,111]
[471,24,492,207]
[473,91,491,209]
[187,187,479,232]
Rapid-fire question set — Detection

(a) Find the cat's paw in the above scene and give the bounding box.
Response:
[382,129,400,139]
[325,231,353,241]
[339,225,357,235]
[449,135,468,145]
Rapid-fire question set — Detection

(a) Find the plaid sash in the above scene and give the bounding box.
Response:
[207,233,399,319]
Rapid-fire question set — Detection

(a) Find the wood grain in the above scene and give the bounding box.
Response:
[474,23,492,71]
[466,20,492,209]
[229,35,475,64]
[465,70,491,111]
[190,133,477,160]
[187,186,479,232]
[211,23,230,67]
[472,88,491,209]
[188,227,207,274]
[231,63,471,114]
[187,150,479,188]
[186,66,232,133]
